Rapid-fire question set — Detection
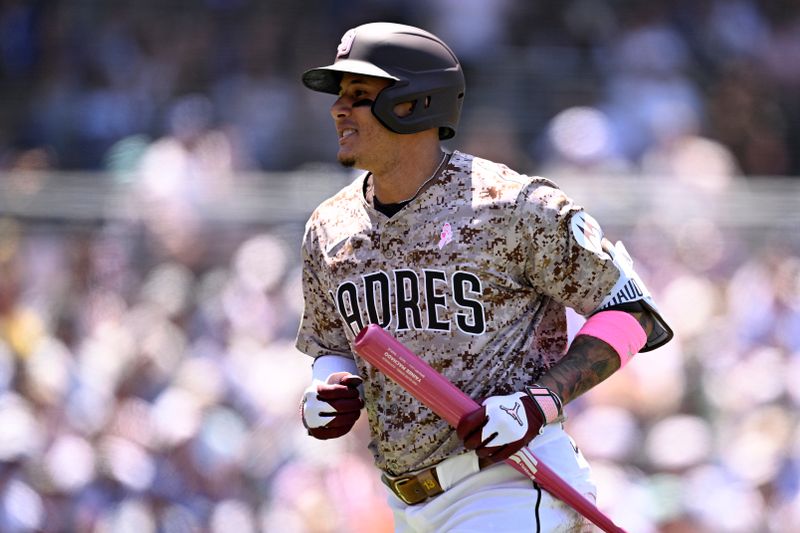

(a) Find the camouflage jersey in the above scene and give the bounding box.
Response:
[296,150,620,476]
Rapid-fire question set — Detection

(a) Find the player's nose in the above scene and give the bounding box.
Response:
[330,96,351,119]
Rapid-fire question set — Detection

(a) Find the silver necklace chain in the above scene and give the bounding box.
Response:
[394,151,448,204]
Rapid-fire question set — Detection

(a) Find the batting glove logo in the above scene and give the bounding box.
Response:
[480,393,530,445]
[499,402,524,426]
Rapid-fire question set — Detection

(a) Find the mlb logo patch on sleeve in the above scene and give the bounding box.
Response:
[570,212,609,260]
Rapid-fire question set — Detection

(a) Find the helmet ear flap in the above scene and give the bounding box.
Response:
[372,76,463,139]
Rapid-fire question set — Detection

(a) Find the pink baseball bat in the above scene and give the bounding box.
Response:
[354,324,626,533]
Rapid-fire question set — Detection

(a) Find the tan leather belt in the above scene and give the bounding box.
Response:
[381,465,444,505]
[381,456,492,505]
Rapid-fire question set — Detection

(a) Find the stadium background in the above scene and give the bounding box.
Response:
[0,1,799,531]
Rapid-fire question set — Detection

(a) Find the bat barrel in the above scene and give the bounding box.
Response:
[354,324,476,426]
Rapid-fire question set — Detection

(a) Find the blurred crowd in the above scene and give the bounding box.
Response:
[0,208,396,533]
[0,0,798,178]
[1,1,800,532]
[0,180,798,532]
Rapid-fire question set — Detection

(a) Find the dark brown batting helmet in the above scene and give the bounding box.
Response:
[302,22,466,140]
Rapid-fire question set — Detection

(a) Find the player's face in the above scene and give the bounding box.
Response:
[331,74,409,169]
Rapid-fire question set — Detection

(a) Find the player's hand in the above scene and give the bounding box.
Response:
[301,372,364,440]
[456,387,562,464]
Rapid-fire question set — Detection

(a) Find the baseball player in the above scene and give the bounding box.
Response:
[296,22,673,532]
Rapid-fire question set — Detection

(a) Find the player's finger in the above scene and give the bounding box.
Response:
[482,442,519,463]
[456,408,487,440]
[465,425,497,449]
[317,385,361,401]
[460,428,483,448]
[324,397,364,412]
[321,412,360,428]
[310,426,352,440]
[471,431,500,452]
[340,375,363,388]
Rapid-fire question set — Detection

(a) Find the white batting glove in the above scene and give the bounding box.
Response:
[300,372,364,440]
[457,387,563,464]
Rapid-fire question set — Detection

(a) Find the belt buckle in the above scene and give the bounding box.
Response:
[388,475,427,505]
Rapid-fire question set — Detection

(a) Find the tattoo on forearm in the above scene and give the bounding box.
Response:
[537,310,654,405]
[538,335,621,406]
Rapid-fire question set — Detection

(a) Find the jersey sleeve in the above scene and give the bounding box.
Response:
[294,219,354,360]
[517,182,620,316]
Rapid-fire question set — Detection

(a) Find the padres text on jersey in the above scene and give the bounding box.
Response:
[333,268,486,336]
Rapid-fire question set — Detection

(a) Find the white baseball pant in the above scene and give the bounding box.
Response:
[384,424,596,533]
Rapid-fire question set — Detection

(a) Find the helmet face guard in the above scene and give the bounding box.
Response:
[302,23,465,140]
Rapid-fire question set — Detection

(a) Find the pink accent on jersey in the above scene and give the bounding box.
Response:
[576,310,647,367]
[438,222,453,249]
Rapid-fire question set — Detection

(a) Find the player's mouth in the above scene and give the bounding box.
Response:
[338,128,357,144]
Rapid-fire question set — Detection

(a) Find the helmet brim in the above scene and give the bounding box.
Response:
[302,60,400,94]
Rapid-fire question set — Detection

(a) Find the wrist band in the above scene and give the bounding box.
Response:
[575,310,647,368]
[311,354,359,381]
[525,386,563,424]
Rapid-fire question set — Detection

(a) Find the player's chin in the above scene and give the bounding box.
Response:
[337,152,357,168]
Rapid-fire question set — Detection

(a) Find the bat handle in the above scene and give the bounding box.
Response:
[508,448,626,533]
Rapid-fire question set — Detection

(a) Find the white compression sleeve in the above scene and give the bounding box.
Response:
[311,354,359,382]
